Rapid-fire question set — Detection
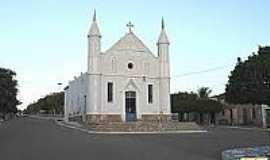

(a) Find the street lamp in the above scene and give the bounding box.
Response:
[57,83,63,91]
[54,82,63,117]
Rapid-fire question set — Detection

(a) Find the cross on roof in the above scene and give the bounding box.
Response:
[126,21,134,33]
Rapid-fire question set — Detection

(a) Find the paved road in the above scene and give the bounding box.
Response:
[0,118,268,160]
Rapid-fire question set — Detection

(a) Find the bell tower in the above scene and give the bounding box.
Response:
[87,10,102,114]
[157,18,171,114]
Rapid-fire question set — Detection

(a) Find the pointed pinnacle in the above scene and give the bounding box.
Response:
[93,9,96,22]
[161,17,165,30]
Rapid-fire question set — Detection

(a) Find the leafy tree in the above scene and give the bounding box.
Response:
[171,88,223,114]
[25,92,64,114]
[171,91,198,113]
[225,46,270,106]
[171,89,223,124]
[195,99,223,114]
[0,68,20,114]
[197,87,212,99]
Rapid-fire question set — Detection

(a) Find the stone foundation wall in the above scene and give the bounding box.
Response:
[69,115,83,123]
[86,114,122,124]
[141,114,171,123]
[66,113,175,125]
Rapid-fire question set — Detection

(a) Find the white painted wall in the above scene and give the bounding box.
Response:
[64,73,88,118]
[65,17,171,121]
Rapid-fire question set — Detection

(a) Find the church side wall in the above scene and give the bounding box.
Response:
[65,73,88,121]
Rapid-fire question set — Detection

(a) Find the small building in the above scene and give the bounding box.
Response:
[64,11,171,124]
[212,94,270,128]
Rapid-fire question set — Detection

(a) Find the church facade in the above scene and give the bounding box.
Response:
[64,11,171,124]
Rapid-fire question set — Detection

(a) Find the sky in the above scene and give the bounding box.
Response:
[1,0,270,110]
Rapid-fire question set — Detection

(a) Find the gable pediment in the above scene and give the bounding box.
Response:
[105,32,153,54]
[123,79,140,92]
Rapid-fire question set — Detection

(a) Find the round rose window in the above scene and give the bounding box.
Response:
[128,63,133,69]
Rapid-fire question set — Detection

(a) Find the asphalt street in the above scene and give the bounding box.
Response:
[0,118,268,160]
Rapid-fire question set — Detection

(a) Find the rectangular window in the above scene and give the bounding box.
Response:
[148,84,153,103]
[108,82,113,102]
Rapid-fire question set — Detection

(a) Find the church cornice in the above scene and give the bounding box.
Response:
[87,73,170,79]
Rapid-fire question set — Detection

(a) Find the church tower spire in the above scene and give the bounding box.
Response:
[161,17,165,29]
[157,17,170,65]
[88,9,101,38]
[87,10,102,114]
[87,10,101,74]
[157,17,169,45]
[157,17,171,114]
[93,9,96,22]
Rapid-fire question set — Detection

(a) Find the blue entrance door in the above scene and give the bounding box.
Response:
[125,91,136,121]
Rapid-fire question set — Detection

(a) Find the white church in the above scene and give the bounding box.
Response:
[64,11,171,124]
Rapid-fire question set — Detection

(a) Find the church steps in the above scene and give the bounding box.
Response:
[86,122,202,132]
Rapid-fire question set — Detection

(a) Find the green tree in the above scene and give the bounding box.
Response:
[25,92,64,114]
[171,91,198,113]
[171,88,223,119]
[0,68,20,114]
[225,46,270,105]
[197,87,212,99]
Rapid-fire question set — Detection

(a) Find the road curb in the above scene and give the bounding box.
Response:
[217,126,270,132]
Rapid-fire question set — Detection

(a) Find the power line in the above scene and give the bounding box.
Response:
[172,64,233,78]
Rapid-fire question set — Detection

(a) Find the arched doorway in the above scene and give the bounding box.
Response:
[125,91,136,121]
